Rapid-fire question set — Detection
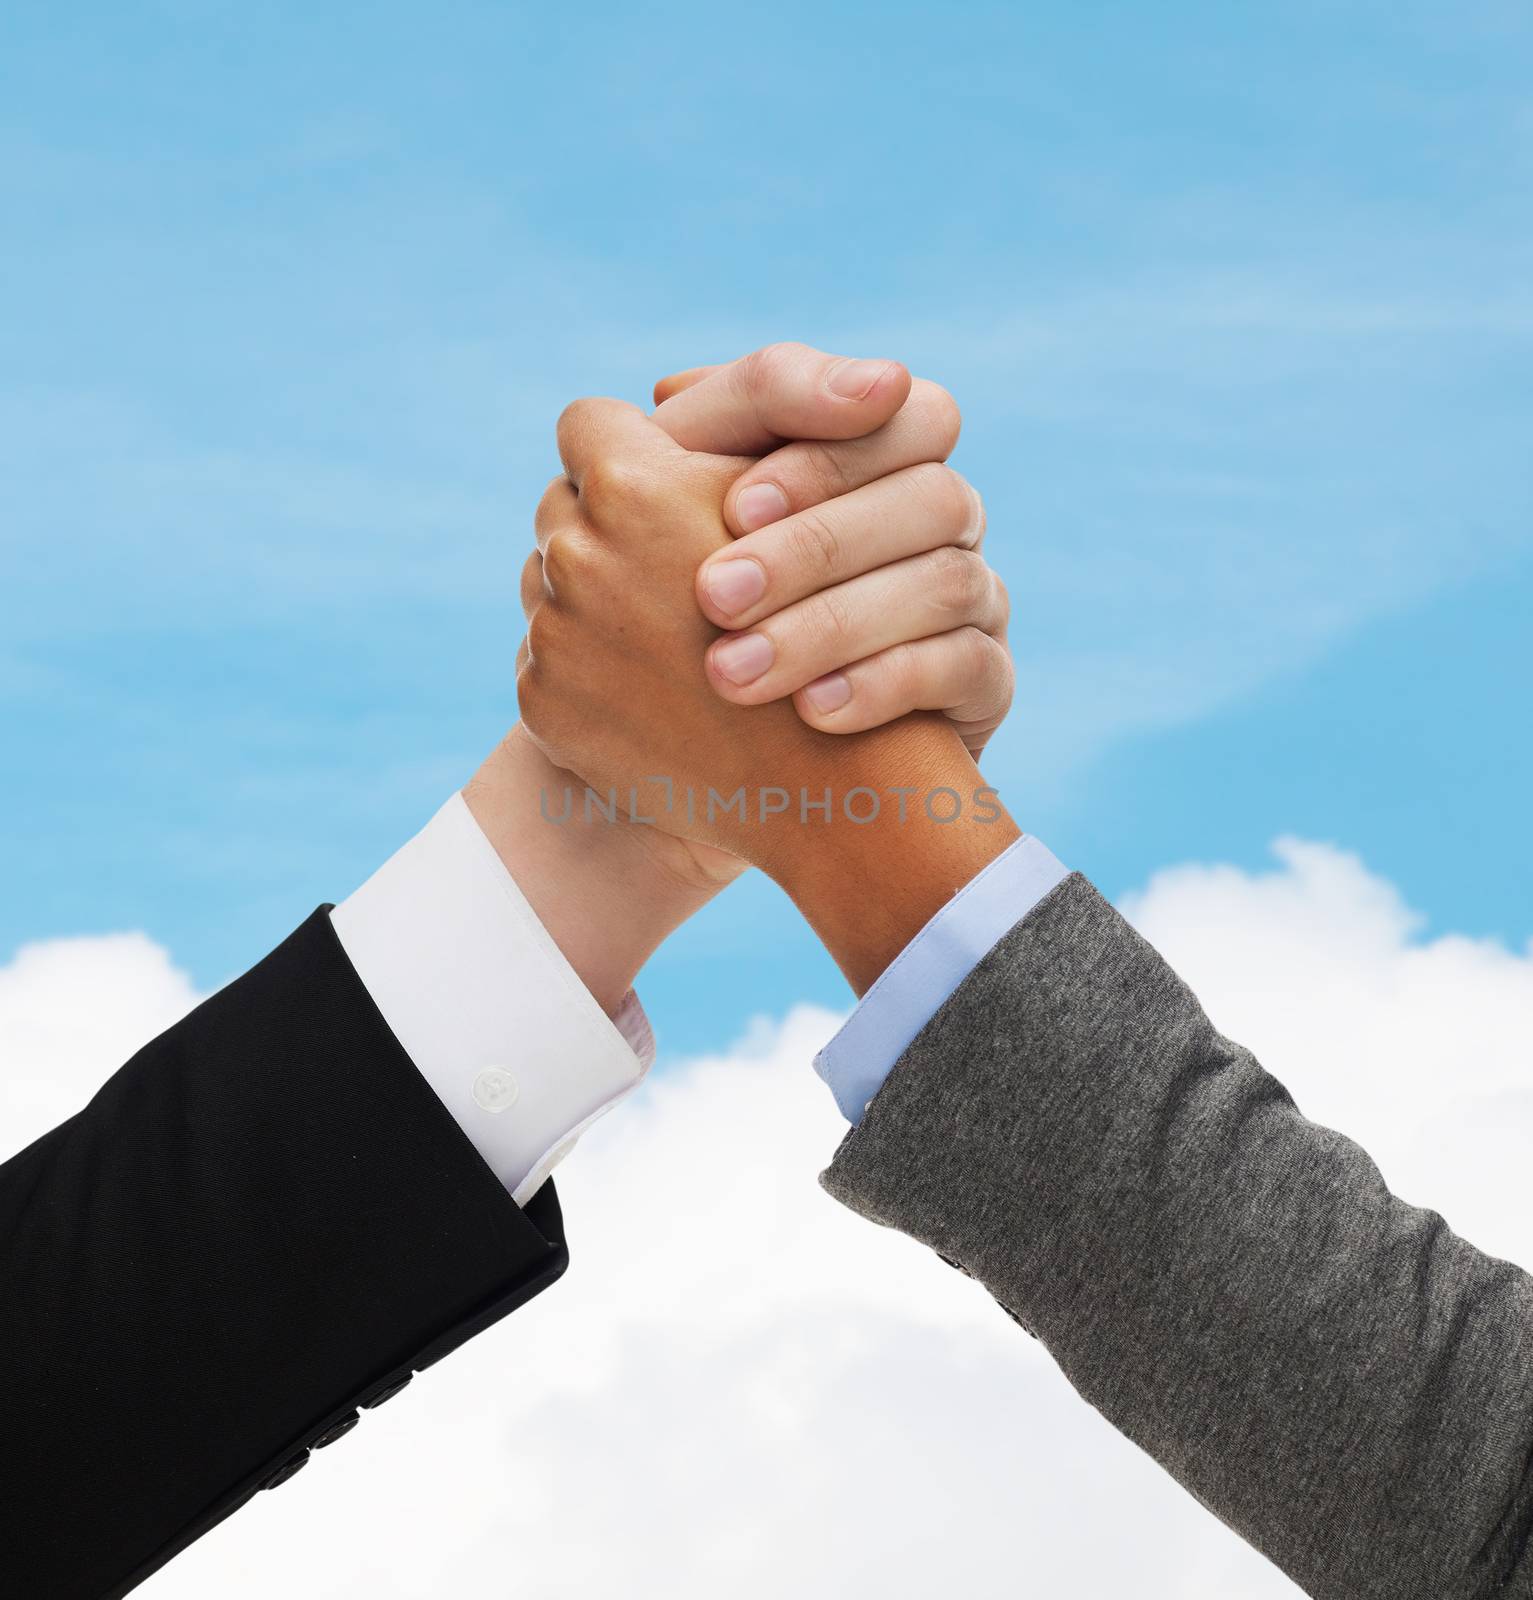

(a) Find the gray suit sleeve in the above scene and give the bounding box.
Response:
[820,874,1533,1600]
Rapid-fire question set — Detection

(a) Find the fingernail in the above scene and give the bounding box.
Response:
[826,358,891,400]
[802,671,852,713]
[704,558,767,616]
[734,482,790,532]
[711,632,775,686]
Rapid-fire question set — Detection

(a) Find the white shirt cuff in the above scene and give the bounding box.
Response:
[330,792,654,1207]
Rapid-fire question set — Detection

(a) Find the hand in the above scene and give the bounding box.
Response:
[517,399,1019,990]
[478,342,1021,1005]
[518,398,820,870]
[518,343,1017,905]
[652,344,1013,757]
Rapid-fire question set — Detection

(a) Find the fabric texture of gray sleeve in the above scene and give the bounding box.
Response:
[820,873,1533,1600]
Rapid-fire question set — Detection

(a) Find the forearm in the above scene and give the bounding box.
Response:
[0,727,715,1593]
[823,876,1533,1598]
[464,723,723,1015]
[0,913,567,1598]
[761,716,1020,994]
[331,724,727,1207]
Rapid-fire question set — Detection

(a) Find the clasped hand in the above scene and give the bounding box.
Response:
[518,344,1013,875]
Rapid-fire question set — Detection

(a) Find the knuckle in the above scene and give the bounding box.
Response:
[527,603,582,675]
[555,397,597,443]
[926,545,990,619]
[519,550,545,616]
[534,474,571,536]
[539,530,582,591]
[538,535,564,587]
[797,436,856,500]
[785,507,844,580]
[957,622,996,669]
[580,455,650,521]
[908,461,973,533]
[745,341,809,394]
[524,606,558,665]
[907,379,963,458]
[960,627,1015,705]
[515,644,539,698]
[516,649,550,730]
[964,486,988,548]
[809,585,858,650]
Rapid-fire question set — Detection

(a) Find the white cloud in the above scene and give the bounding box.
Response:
[1121,837,1533,1270]
[5,840,1532,1597]
[0,931,202,1155]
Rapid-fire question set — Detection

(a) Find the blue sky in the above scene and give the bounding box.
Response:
[2,0,1529,1057]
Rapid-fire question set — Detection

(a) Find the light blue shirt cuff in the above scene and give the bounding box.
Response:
[813,835,1070,1124]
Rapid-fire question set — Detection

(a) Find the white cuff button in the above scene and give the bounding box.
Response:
[472,1067,519,1113]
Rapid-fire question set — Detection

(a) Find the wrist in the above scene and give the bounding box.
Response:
[762,717,1021,994]
[463,725,721,1015]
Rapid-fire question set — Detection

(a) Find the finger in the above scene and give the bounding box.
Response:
[533,474,578,553]
[722,377,963,535]
[519,549,546,618]
[556,396,682,490]
[696,462,985,629]
[653,363,723,405]
[651,341,910,456]
[705,547,1008,707]
[793,628,1015,757]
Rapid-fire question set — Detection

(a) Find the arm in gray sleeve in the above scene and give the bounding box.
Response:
[821,874,1533,1600]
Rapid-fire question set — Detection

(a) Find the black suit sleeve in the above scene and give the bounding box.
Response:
[0,908,570,1600]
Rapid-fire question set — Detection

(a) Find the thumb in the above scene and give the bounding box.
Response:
[651,341,910,455]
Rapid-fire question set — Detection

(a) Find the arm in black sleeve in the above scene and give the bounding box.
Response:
[1,909,567,1600]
